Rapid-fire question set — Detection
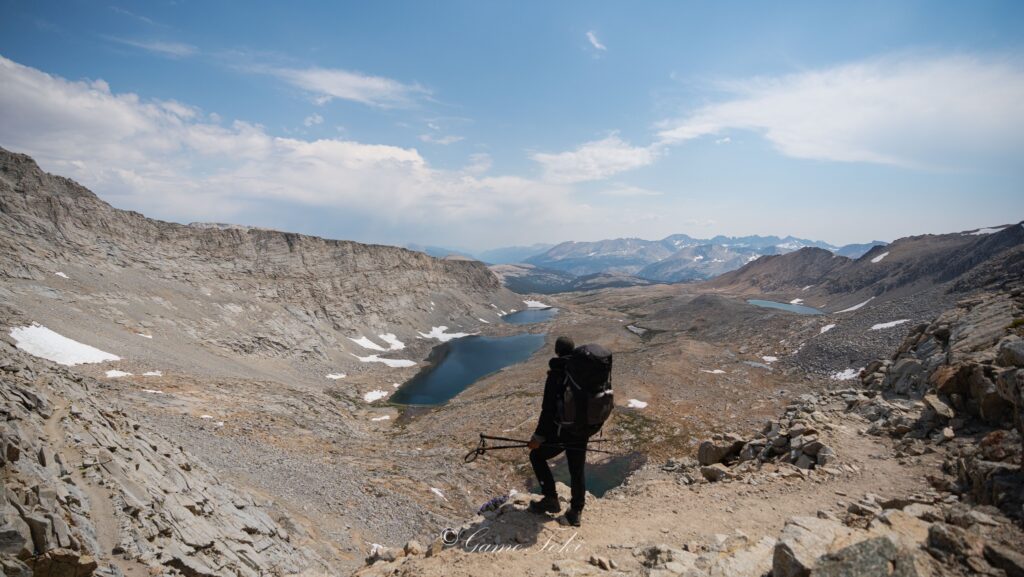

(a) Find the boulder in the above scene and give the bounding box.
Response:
[984,543,1024,577]
[698,436,744,466]
[701,464,731,483]
[810,537,924,577]
[25,548,97,577]
[0,509,34,559]
[922,395,954,421]
[403,540,424,556]
[996,336,1024,368]
[773,517,857,577]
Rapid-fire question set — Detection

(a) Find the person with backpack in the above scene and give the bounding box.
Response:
[527,336,613,527]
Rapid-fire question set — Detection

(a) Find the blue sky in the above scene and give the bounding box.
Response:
[1,1,1022,250]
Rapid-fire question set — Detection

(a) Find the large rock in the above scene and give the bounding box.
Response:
[773,517,857,577]
[25,548,97,577]
[810,537,924,577]
[698,436,745,466]
[996,336,1024,368]
[984,543,1024,577]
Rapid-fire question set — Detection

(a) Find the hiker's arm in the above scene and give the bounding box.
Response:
[532,369,560,443]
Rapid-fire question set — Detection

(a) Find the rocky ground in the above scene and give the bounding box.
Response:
[354,285,1024,577]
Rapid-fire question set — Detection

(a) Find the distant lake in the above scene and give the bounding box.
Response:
[502,307,558,325]
[391,333,546,405]
[747,299,823,315]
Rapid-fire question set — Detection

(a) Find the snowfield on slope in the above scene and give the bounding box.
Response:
[10,323,120,366]
[836,297,874,313]
[871,319,910,330]
[820,324,836,334]
[353,354,417,368]
[870,251,890,263]
[418,326,473,342]
[523,300,550,308]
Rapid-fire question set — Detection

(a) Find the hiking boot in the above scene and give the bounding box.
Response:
[561,508,582,527]
[528,495,560,514]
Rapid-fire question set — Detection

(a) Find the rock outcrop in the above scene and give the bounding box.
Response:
[0,340,329,576]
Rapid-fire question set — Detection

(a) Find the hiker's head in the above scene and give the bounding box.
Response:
[555,336,575,357]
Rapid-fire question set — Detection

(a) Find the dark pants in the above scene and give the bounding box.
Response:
[530,436,588,511]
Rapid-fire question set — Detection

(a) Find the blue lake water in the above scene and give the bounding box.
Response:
[502,307,558,325]
[747,299,823,315]
[390,333,546,405]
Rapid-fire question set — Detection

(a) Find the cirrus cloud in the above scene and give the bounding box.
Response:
[657,53,1024,168]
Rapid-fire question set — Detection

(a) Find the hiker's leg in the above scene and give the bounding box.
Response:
[530,445,564,498]
[565,440,587,511]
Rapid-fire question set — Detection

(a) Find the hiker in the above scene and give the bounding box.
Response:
[528,337,613,527]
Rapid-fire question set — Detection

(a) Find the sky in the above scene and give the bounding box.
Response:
[1,1,1022,251]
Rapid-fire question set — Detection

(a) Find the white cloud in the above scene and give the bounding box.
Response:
[464,153,492,175]
[418,133,464,145]
[586,31,607,52]
[714,136,731,145]
[531,133,658,183]
[657,54,1024,168]
[0,55,581,244]
[597,183,662,197]
[303,113,324,127]
[271,66,429,108]
[105,36,197,58]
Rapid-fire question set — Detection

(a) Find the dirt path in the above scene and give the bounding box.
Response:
[370,415,941,576]
[45,404,151,577]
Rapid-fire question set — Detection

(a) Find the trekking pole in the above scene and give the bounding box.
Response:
[463,433,620,463]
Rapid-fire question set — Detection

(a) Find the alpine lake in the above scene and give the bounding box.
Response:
[392,306,642,496]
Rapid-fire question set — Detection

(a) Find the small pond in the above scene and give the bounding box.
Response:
[528,451,646,498]
[502,307,558,325]
[390,333,546,405]
[747,299,823,315]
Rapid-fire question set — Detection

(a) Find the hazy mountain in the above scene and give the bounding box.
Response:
[474,243,555,264]
[525,234,886,282]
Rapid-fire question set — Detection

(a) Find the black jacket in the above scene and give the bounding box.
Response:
[532,356,568,443]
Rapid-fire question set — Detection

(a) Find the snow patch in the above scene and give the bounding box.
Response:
[627,399,648,409]
[54,272,68,279]
[378,333,405,350]
[871,319,910,330]
[701,369,726,374]
[371,415,391,422]
[105,370,132,378]
[836,297,874,313]
[762,356,778,363]
[141,389,164,394]
[819,324,836,334]
[353,354,417,368]
[801,285,813,291]
[418,326,472,342]
[363,390,390,403]
[831,368,861,381]
[430,487,448,501]
[870,251,890,263]
[349,336,387,352]
[10,324,120,366]
[523,300,550,308]
[789,298,804,305]
[142,371,162,377]
[966,226,1007,236]
[326,373,346,380]
[199,415,214,420]
[136,333,153,339]
[478,318,490,324]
